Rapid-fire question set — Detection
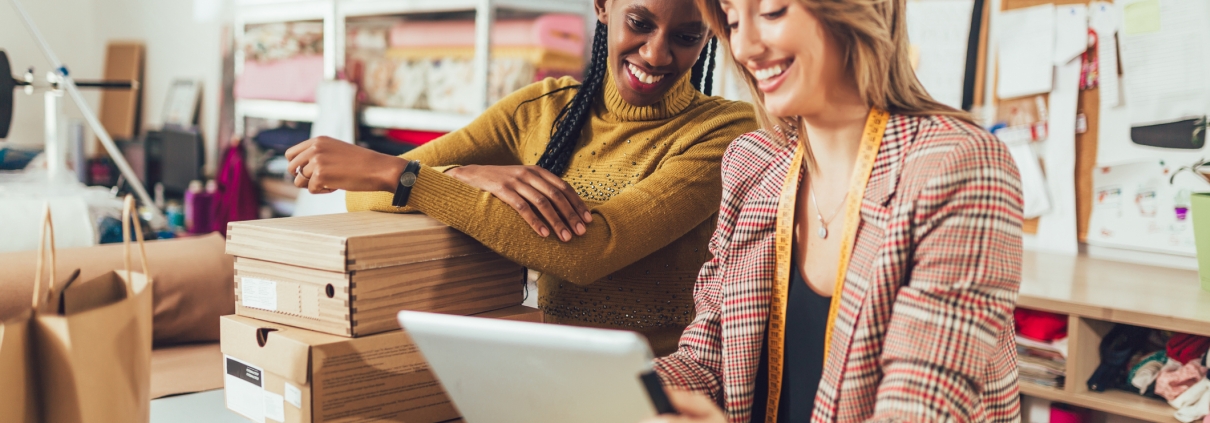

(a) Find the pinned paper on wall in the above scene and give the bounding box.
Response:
[1008,142,1052,219]
[1086,160,1207,256]
[1089,2,1122,108]
[1118,0,1210,126]
[1030,58,1082,255]
[906,0,976,109]
[1123,0,1161,35]
[997,4,1056,99]
[1053,5,1089,65]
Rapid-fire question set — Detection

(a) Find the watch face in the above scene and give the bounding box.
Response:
[400,172,417,187]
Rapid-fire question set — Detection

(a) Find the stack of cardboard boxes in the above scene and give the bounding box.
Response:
[220,212,537,423]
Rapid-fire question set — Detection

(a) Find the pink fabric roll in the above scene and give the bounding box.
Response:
[388,14,585,56]
[1158,360,1210,401]
[234,54,324,102]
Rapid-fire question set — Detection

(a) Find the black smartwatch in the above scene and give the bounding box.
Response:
[391,160,422,207]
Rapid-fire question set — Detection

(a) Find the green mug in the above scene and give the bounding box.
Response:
[1190,192,1210,292]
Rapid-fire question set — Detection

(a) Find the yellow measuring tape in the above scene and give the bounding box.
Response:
[765,108,888,422]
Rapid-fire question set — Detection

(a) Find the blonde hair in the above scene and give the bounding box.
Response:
[698,0,971,161]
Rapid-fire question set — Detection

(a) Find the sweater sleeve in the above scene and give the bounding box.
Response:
[868,133,1023,422]
[345,79,566,212]
[353,99,754,285]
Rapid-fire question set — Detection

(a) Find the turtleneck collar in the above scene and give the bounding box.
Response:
[600,63,698,121]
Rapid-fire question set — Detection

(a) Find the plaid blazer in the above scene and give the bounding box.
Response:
[654,113,1023,422]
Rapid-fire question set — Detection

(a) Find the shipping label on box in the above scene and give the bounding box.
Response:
[220,315,461,423]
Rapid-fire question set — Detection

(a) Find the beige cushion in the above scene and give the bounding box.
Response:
[0,234,234,346]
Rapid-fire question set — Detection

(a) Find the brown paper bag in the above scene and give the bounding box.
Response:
[30,195,155,423]
[0,309,38,423]
[0,202,63,423]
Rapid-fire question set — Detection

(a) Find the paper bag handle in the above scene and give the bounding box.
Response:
[121,195,151,284]
[33,204,56,308]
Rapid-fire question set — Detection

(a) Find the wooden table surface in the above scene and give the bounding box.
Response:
[1019,252,1210,337]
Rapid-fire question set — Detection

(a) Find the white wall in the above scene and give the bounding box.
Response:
[93,0,228,174]
[1,0,104,148]
[1,0,227,174]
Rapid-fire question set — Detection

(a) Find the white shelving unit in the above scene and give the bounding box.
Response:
[233,0,593,136]
[235,99,320,123]
[360,107,476,133]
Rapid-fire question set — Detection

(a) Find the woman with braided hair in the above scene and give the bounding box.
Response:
[284,0,757,355]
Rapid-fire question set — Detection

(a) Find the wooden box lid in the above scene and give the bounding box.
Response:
[226,211,490,272]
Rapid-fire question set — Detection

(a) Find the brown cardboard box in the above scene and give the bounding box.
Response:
[220,307,539,423]
[227,212,524,337]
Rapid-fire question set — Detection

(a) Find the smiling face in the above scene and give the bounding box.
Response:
[720,0,852,118]
[595,0,710,107]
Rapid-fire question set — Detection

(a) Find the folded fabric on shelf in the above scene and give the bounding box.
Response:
[1171,378,1210,422]
[384,46,584,71]
[1158,360,1209,401]
[243,21,324,63]
[253,124,312,152]
[388,14,585,57]
[1015,308,1069,342]
[1088,324,1155,392]
[1130,350,1169,394]
[234,54,324,102]
[1169,333,1210,365]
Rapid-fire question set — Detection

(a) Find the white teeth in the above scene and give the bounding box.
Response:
[628,63,664,85]
[753,64,786,82]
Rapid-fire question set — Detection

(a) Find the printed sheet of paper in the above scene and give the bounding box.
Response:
[997,4,1056,99]
[1032,58,1082,255]
[1118,0,1210,125]
[1054,5,1089,65]
[1089,2,1122,107]
[1008,142,1052,219]
[1086,160,1202,256]
[906,0,976,109]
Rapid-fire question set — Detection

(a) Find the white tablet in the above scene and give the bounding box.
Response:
[397,311,674,423]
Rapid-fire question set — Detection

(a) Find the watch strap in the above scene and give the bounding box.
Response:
[391,160,422,208]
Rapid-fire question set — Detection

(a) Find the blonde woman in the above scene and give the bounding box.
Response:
[643,0,1023,421]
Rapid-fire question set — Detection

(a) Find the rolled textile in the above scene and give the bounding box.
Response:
[389,14,585,57]
[234,54,324,102]
[0,233,233,346]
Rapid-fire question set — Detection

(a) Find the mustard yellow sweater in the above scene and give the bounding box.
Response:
[347,71,756,353]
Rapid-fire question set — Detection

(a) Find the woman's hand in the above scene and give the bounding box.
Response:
[446,165,592,242]
[285,136,406,194]
[640,389,727,423]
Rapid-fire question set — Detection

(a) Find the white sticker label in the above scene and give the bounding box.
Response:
[284,383,302,409]
[264,391,285,422]
[224,355,266,423]
[241,278,278,311]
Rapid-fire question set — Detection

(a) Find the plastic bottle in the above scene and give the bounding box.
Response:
[184,180,203,233]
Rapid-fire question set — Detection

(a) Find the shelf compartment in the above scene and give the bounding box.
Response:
[1019,252,1210,337]
[236,99,320,122]
[1021,383,1176,422]
[361,107,474,132]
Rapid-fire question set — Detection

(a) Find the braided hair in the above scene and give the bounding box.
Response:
[690,37,718,96]
[536,22,718,176]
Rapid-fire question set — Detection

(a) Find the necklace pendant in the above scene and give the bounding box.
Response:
[818,226,828,239]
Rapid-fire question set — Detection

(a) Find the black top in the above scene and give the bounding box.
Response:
[751,261,832,423]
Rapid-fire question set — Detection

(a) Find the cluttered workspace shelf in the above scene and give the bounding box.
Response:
[1019,253,1210,422]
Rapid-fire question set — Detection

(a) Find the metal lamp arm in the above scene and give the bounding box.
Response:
[7,0,163,219]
